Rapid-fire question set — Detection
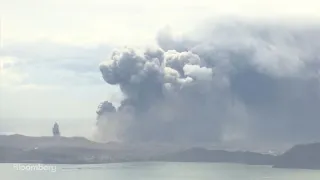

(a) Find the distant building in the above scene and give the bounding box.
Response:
[52,122,61,137]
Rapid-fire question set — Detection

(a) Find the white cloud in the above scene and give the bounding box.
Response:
[1,0,320,46]
[0,0,320,138]
[0,56,28,87]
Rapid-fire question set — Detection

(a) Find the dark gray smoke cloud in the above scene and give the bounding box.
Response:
[96,19,320,145]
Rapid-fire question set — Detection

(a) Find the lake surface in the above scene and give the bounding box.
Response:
[2,162,320,180]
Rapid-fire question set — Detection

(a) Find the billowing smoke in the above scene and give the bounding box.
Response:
[96,19,320,145]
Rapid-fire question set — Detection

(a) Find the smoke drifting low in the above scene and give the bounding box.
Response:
[96,20,320,144]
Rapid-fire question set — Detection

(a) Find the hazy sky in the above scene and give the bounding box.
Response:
[0,0,320,137]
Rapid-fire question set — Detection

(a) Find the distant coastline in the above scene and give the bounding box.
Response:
[1,134,320,170]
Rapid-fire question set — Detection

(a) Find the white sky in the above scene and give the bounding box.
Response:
[1,0,320,45]
[0,0,320,136]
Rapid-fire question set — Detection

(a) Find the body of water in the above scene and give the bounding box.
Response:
[2,162,320,180]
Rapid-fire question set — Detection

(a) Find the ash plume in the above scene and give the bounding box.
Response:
[96,19,320,145]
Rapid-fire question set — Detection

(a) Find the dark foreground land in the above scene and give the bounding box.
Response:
[0,135,319,169]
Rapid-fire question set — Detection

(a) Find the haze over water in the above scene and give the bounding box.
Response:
[2,162,320,180]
